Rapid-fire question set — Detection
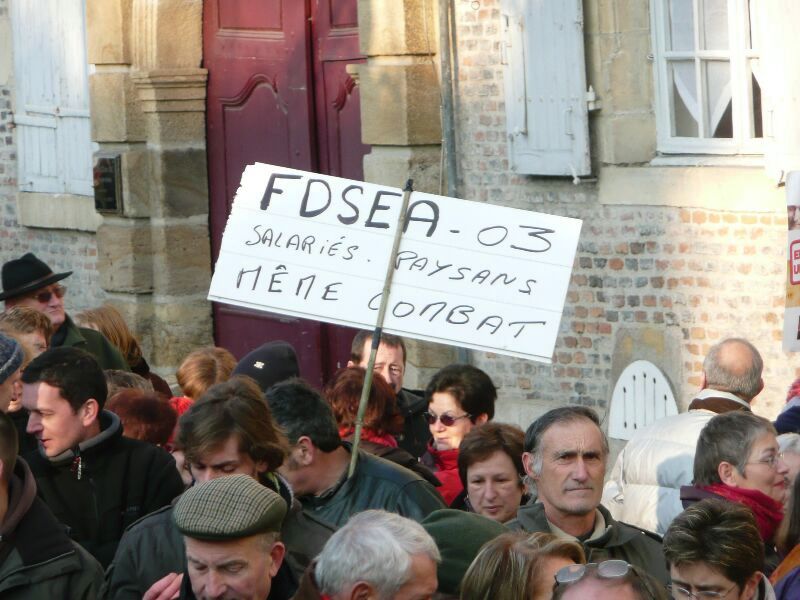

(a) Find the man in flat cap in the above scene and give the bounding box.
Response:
[0,253,128,370]
[106,376,332,600]
[150,474,290,600]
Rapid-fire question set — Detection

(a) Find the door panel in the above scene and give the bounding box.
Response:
[205,0,368,387]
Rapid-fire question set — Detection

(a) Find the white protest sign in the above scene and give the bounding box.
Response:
[209,163,582,363]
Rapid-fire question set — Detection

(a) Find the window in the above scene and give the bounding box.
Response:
[652,0,762,155]
[11,0,93,195]
[500,0,591,176]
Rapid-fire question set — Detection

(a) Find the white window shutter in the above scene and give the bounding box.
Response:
[501,0,591,176]
[11,0,93,196]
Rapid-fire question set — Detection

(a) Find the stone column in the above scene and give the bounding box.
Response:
[355,0,457,382]
[87,0,212,375]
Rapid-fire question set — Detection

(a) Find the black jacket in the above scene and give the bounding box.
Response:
[24,411,184,567]
[299,446,445,528]
[0,458,104,599]
[507,502,669,585]
[102,474,334,600]
[396,388,431,459]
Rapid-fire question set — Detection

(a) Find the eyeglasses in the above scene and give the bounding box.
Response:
[29,285,66,304]
[423,411,472,427]
[746,452,784,469]
[555,560,632,585]
[670,582,738,599]
[554,560,660,599]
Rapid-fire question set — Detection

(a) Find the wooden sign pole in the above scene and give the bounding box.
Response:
[348,179,414,477]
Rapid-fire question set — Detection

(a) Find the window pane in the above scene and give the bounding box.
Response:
[670,61,699,136]
[668,0,695,51]
[701,0,728,50]
[704,61,732,138]
[750,59,763,138]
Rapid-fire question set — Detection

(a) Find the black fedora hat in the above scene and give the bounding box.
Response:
[0,253,72,301]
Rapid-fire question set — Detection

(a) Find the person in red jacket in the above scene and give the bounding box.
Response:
[421,364,496,505]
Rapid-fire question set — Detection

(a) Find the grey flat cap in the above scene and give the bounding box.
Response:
[174,474,287,540]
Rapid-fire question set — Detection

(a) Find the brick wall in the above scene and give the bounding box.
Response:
[0,0,103,312]
[452,0,791,428]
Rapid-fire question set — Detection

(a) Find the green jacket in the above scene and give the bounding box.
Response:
[54,314,130,371]
[299,447,446,528]
[0,458,104,599]
[24,411,184,568]
[507,502,670,585]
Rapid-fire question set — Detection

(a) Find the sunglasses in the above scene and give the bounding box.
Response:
[423,411,472,427]
[30,284,67,304]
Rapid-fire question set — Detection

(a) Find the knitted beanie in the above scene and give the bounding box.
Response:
[775,405,800,435]
[0,333,23,386]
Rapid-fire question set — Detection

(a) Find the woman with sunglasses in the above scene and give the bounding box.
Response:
[421,364,497,505]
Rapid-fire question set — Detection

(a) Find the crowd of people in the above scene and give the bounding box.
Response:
[1,252,799,599]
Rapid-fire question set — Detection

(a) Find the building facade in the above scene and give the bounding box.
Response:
[0,0,796,428]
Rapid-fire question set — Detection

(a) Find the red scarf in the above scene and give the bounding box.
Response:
[338,427,398,448]
[704,483,784,541]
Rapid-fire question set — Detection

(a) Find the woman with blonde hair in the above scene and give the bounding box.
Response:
[175,346,237,401]
[75,304,171,397]
[460,531,585,600]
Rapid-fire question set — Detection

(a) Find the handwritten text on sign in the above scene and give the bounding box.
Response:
[209,163,582,363]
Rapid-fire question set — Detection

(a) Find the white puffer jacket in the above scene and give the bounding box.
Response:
[602,409,716,535]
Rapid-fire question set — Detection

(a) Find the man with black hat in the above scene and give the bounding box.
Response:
[0,253,128,370]
[146,474,291,600]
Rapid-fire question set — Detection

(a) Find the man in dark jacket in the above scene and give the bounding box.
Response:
[0,253,128,370]
[103,376,334,600]
[508,406,669,585]
[266,379,445,528]
[0,410,103,599]
[348,330,430,458]
[20,347,183,567]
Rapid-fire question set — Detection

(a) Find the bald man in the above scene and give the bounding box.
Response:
[602,338,763,534]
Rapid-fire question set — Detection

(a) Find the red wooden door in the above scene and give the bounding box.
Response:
[204,0,367,387]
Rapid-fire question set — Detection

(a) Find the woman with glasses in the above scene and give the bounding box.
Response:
[680,411,789,575]
[460,531,585,600]
[421,364,496,505]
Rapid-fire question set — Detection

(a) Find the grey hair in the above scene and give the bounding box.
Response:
[694,411,776,486]
[779,433,800,456]
[702,338,763,399]
[523,406,609,477]
[315,510,441,599]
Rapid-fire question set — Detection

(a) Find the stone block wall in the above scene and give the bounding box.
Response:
[0,0,104,312]
[452,0,792,427]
